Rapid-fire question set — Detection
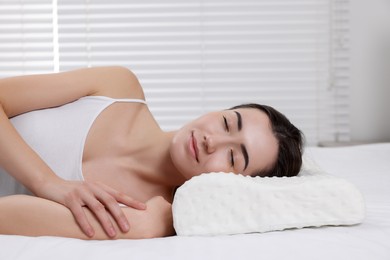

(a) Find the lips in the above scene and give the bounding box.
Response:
[190,131,199,162]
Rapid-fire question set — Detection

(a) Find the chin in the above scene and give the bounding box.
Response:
[178,168,197,183]
[170,129,194,175]
[169,139,190,180]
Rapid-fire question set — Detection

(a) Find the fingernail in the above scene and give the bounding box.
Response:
[109,227,116,237]
[122,222,129,231]
[87,229,94,237]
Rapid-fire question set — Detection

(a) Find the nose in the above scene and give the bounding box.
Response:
[203,134,235,154]
[203,135,215,154]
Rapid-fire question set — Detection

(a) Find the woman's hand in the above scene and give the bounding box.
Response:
[37,179,146,238]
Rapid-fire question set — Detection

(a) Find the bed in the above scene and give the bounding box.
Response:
[1,143,389,260]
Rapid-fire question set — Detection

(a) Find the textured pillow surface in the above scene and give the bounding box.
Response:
[172,158,365,236]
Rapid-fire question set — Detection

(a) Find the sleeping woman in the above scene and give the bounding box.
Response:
[0,66,303,239]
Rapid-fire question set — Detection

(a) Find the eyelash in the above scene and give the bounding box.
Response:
[223,116,235,167]
[230,149,235,168]
[223,116,229,132]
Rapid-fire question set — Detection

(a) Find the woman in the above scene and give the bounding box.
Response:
[0,66,303,239]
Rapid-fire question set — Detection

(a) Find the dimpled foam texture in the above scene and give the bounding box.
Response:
[172,157,365,236]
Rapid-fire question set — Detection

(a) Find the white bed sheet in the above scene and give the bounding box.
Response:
[1,143,389,260]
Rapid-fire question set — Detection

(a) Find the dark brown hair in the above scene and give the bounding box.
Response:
[230,103,304,177]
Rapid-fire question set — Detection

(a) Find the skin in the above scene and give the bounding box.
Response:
[0,66,278,239]
[0,195,175,240]
[170,108,279,179]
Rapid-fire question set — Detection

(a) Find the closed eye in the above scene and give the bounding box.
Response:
[223,116,229,132]
[230,149,235,167]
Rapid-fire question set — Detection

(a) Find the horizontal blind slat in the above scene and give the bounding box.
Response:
[0,0,54,77]
[0,0,351,145]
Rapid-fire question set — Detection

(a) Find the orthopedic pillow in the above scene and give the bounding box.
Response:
[172,157,365,236]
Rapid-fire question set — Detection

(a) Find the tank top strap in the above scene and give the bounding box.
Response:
[82,95,147,104]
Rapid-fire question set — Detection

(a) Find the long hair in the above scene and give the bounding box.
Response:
[230,103,304,177]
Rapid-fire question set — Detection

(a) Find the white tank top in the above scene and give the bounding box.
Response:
[0,96,146,196]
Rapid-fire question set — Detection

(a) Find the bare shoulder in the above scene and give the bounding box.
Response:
[92,66,145,101]
[0,66,145,117]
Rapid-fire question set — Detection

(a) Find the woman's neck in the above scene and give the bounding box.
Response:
[131,130,187,189]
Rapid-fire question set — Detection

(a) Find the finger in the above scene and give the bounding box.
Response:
[101,184,146,210]
[93,189,130,233]
[83,194,117,238]
[68,202,95,237]
[116,193,147,210]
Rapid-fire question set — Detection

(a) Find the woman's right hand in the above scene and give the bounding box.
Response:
[37,179,147,238]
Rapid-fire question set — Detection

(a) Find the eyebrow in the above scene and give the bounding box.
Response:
[234,111,242,131]
[234,111,249,171]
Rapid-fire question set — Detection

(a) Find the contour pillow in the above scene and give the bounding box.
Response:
[172,157,365,236]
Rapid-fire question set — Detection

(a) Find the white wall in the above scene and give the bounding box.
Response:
[350,0,390,142]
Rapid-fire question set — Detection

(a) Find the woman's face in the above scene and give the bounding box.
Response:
[170,108,279,180]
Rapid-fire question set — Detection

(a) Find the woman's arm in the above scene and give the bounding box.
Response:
[0,66,144,117]
[0,67,146,238]
[0,195,174,240]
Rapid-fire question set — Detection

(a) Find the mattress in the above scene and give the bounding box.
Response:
[1,143,389,260]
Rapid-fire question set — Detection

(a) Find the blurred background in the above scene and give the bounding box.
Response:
[0,0,389,146]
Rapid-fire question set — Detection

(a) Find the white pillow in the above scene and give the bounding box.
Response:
[172,157,365,236]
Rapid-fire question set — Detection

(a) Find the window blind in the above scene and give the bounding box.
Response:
[328,0,351,142]
[0,0,54,76]
[0,0,351,146]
